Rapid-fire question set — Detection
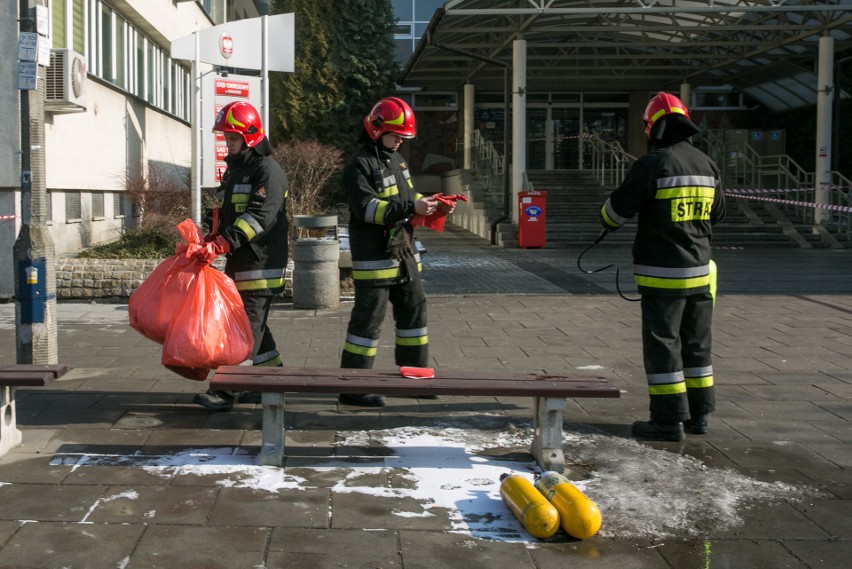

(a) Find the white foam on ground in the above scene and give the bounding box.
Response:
[46,425,815,542]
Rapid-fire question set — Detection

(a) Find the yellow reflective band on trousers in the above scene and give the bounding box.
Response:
[353,267,402,281]
[685,376,714,389]
[396,335,428,346]
[235,277,285,291]
[344,341,378,357]
[352,262,422,281]
[254,355,282,367]
[634,274,711,290]
[648,382,687,395]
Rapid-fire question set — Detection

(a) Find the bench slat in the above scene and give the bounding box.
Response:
[0,364,70,378]
[210,367,620,398]
[214,365,615,384]
[0,371,57,386]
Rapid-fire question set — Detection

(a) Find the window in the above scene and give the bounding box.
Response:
[92,192,104,218]
[113,192,125,218]
[392,0,444,67]
[134,31,145,97]
[100,3,112,83]
[392,0,413,20]
[72,0,85,55]
[414,0,443,20]
[163,59,173,114]
[46,191,53,222]
[115,14,126,89]
[146,42,155,104]
[50,1,190,121]
[66,191,82,221]
[52,0,66,48]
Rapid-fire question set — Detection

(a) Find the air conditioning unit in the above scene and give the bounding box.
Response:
[45,48,87,112]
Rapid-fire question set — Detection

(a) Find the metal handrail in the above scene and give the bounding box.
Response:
[706,130,850,240]
[586,134,632,187]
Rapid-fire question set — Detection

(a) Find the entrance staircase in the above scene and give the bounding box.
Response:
[524,169,840,249]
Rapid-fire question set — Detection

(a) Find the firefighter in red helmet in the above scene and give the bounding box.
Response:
[338,97,446,407]
[599,92,726,440]
[192,100,289,411]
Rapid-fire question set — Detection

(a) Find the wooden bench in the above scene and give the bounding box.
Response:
[210,366,620,473]
[0,364,71,457]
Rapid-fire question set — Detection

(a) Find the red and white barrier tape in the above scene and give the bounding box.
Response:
[0,214,17,221]
[725,192,852,213]
[726,186,852,194]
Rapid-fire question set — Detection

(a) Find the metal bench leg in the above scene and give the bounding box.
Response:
[260,393,285,466]
[531,396,566,473]
[0,386,23,458]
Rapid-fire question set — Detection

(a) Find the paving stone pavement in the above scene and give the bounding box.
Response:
[0,223,850,569]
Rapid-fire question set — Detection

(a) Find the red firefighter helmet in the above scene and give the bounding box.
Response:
[213,101,265,148]
[643,92,690,139]
[363,97,416,141]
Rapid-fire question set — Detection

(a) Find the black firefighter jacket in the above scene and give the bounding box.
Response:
[216,143,288,296]
[600,139,725,297]
[345,141,424,286]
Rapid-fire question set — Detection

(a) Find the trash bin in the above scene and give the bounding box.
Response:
[518,190,546,248]
[292,215,340,309]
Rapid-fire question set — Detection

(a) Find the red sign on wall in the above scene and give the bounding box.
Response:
[214,80,250,98]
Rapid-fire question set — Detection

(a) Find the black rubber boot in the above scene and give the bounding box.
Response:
[631,420,685,442]
[684,415,708,435]
[237,392,262,404]
[192,390,235,411]
[338,393,386,407]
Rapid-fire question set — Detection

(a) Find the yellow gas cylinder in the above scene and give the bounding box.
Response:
[534,471,602,540]
[499,473,560,539]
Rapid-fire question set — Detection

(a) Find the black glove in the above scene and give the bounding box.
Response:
[386,223,414,261]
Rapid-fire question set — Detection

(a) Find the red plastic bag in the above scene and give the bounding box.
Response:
[128,219,254,379]
[410,193,468,232]
[128,254,194,345]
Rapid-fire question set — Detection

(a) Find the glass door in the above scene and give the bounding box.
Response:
[551,107,581,170]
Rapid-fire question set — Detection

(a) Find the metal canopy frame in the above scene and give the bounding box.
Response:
[399,0,852,111]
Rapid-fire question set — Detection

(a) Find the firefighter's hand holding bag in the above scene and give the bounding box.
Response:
[128,219,253,380]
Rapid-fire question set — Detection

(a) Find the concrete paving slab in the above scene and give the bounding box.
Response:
[530,539,670,568]
[784,539,852,568]
[129,525,268,569]
[398,530,538,569]
[0,522,144,569]
[208,487,330,528]
[268,527,401,568]
[657,539,814,569]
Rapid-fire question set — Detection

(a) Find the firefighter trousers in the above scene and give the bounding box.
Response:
[242,295,282,367]
[641,292,715,423]
[340,277,429,369]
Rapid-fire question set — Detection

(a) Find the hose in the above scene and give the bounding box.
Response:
[577,229,641,302]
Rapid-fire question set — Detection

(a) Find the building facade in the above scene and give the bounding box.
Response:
[0,0,263,299]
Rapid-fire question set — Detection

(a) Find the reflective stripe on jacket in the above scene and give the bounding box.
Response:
[346,141,423,286]
[217,147,288,295]
[599,140,725,296]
